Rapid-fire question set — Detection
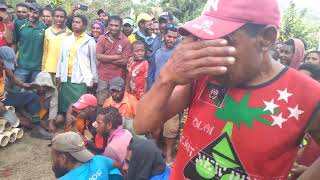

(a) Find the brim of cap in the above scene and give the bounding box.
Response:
[179,15,245,40]
[109,85,123,91]
[72,102,88,110]
[123,22,134,26]
[70,148,94,163]
[159,16,169,20]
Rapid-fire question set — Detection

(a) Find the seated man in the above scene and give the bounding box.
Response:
[50,131,122,180]
[65,94,98,137]
[96,107,132,172]
[31,71,59,132]
[123,137,171,180]
[0,46,51,139]
[103,77,138,134]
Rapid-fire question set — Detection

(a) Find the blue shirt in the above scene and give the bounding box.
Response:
[154,48,175,81]
[150,167,171,180]
[60,155,122,180]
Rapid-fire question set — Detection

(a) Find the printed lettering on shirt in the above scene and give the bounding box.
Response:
[192,117,215,136]
[180,135,195,158]
[89,169,103,180]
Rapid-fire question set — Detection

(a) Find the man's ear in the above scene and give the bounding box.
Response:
[257,25,278,52]
[107,121,112,130]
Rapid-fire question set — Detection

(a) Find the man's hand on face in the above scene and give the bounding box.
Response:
[0,11,9,24]
[160,36,237,86]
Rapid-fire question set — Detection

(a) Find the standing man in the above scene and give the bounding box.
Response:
[0,2,13,47]
[96,16,131,106]
[42,7,71,83]
[128,13,154,49]
[122,17,134,37]
[153,24,179,165]
[279,38,305,69]
[148,11,174,89]
[15,3,29,20]
[13,2,46,83]
[42,6,53,28]
[135,0,320,179]
[56,15,97,114]
[97,9,109,25]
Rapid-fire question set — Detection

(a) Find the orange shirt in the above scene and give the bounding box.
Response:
[0,69,6,101]
[103,92,138,119]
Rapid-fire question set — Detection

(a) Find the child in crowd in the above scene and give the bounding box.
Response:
[126,40,149,100]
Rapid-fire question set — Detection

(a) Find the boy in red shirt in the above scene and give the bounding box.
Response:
[126,40,148,100]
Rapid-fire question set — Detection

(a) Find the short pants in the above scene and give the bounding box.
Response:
[163,114,180,138]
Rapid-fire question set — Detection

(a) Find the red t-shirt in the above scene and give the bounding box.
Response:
[96,32,131,81]
[127,57,148,100]
[171,68,320,179]
[0,22,13,47]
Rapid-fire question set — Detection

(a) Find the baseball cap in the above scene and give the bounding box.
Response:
[0,2,7,10]
[136,13,153,24]
[123,18,134,26]
[109,77,125,91]
[50,132,94,163]
[159,11,173,21]
[179,0,280,40]
[72,94,98,110]
[28,2,41,12]
[0,46,15,70]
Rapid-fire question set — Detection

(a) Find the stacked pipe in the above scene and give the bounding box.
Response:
[0,106,24,147]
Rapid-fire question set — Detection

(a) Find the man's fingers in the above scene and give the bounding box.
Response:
[184,46,236,60]
[189,66,228,77]
[181,38,229,51]
[188,56,236,68]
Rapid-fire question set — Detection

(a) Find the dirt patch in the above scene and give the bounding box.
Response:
[0,130,55,180]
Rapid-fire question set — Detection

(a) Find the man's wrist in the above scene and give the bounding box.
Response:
[158,72,176,90]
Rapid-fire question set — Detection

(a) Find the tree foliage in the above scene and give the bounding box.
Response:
[161,0,206,23]
[280,1,320,50]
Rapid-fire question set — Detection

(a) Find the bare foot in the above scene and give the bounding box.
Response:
[16,113,32,129]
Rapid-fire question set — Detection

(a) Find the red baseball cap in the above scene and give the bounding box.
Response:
[179,0,280,40]
[72,94,98,110]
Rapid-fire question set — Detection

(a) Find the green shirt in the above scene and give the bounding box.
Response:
[14,19,46,71]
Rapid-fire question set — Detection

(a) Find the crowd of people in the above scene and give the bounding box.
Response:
[0,0,320,179]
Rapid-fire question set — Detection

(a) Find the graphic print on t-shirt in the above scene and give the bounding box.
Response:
[199,82,228,108]
[183,86,292,179]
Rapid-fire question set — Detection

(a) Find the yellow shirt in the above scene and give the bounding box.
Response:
[68,32,86,76]
[128,34,137,43]
[42,26,72,73]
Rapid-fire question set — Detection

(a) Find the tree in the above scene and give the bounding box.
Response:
[280,1,320,50]
[161,0,207,23]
